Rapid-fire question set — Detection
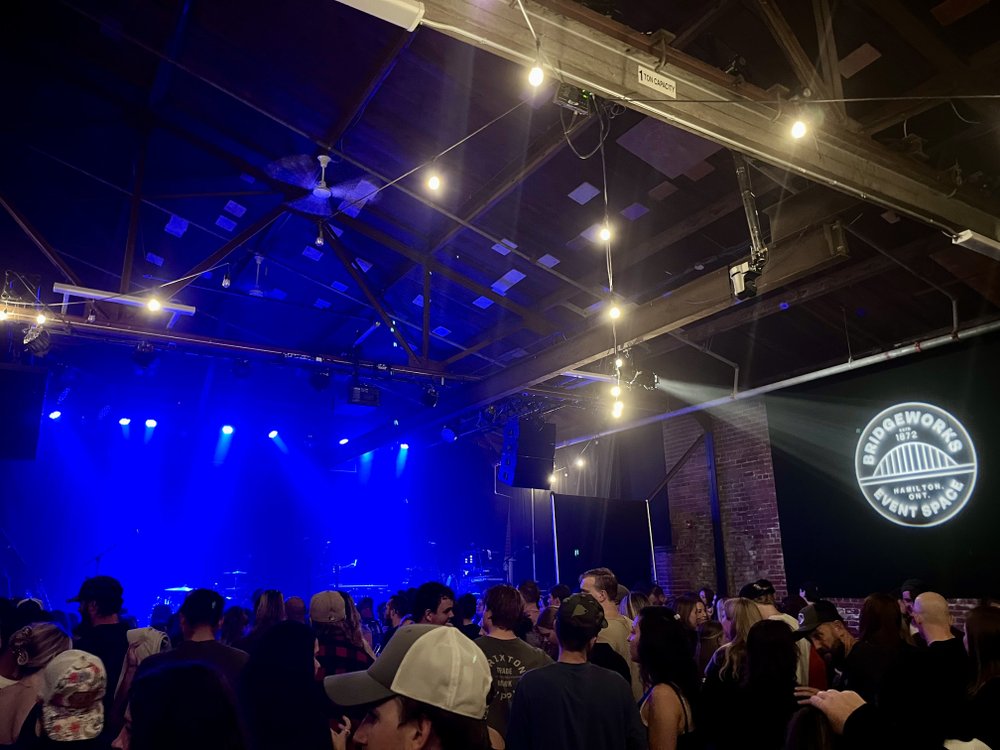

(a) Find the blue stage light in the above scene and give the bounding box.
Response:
[48,411,61,420]
[399,443,409,450]
[339,438,349,445]
[119,418,131,426]
[145,419,157,428]
[268,430,279,439]
[221,425,234,435]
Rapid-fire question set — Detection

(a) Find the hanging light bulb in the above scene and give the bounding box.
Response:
[575,457,585,468]
[147,298,162,312]
[221,273,231,289]
[528,64,544,87]
[609,305,621,320]
[35,312,47,325]
[612,400,624,418]
[0,309,8,321]
[427,173,442,191]
[790,119,808,139]
[615,357,624,369]
[610,385,621,398]
[599,224,612,242]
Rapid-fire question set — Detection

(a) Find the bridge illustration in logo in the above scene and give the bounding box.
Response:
[859,442,977,487]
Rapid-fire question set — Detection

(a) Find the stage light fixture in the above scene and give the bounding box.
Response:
[35,313,47,325]
[422,385,439,408]
[426,173,441,192]
[221,273,231,289]
[132,342,157,368]
[339,437,350,445]
[145,419,157,428]
[147,298,162,312]
[268,430,279,439]
[399,443,410,450]
[790,119,807,139]
[609,305,621,320]
[528,65,544,87]
[23,327,51,356]
[119,418,131,426]
[221,425,234,435]
[48,410,61,420]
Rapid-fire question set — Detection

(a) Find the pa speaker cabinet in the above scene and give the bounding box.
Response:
[498,419,556,489]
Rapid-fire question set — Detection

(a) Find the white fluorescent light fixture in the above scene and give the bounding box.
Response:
[953,229,1000,262]
[334,0,425,31]
[52,283,196,316]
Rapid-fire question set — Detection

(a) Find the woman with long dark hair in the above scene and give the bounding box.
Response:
[629,606,700,750]
[741,620,799,749]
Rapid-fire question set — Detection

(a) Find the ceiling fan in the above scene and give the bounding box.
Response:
[266,154,381,218]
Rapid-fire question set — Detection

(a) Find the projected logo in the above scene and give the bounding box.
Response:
[855,402,977,528]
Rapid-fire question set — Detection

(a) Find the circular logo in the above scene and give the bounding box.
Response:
[855,402,977,528]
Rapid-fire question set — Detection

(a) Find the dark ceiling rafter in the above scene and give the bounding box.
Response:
[120,133,148,296]
[0,194,84,287]
[160,205,287,297]
[331,213,557,336]
[420,0,1000,242]
[324,224,424,366]
[810,0,847,121]
[670,0,734,50]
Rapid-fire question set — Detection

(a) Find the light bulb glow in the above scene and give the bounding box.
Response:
[548,473,556,483]
[612,401,624,418]
[339,438,349,445]
[0,310,7,321]
[145,419,157,428]
[615,358,624,369]
[609,305,621,320]
[575,457,585,467]
[599,225,611,242]
[221,425,234,435]
[268,430,279,439]
[427,174,441,191]
[48,410,61,420]
[119,418,131,426]
[147,298,162,312]
[791,120,807,139]
[528,65,544,87]
[399,443,409,450]
[36,313,47,325]
[611,385,621,398]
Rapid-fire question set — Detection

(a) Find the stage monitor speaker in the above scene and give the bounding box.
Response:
[0,364,47,461]
[498,418,555,489]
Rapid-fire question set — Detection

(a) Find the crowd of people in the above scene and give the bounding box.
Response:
[0,570,998,749]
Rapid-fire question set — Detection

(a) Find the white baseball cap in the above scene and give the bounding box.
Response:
[323,624,491,719]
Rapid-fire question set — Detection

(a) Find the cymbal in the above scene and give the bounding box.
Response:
[165,586,194,592]
[223,570,248,575]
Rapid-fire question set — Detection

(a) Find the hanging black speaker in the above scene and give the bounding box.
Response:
[498,418,556,489]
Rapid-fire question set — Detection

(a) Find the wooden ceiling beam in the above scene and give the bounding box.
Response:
[421,0,1000,242]
[670,0,734,50]
[753,0,833,102]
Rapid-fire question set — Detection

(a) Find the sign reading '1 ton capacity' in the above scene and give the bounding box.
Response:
[854,402,977,528]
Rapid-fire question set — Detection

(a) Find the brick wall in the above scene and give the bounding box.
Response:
[829,596,980,631]
[657,399,786,597]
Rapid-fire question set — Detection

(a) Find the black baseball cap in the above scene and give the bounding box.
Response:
[795,600,843,635]
[68,576,123,605]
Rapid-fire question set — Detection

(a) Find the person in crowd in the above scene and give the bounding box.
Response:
[648,586,667,607]
[310,590,374,678]
[900,578,927,643]
[796,600,892,702]
[962,604,1000,749]
[413,583,454,626]
[453,594,481,640]
[69,576,129,743]
[620,592,651,622]
[850,592,913,707]
[240,620,330,750]
[19,649,107,749]
[124,661,247,750]
[284,596,307,624]
[357,596,383,646]
[381,589,414,650]
[518,581,541,624]
[783,706,841,750]
[740,620,800,748]
[149,604,172,634]
[546,584,571,609]
[533,606,559,660]
[220,606,249,647]
[506,593,647,750]
[701,598,761,748]
[671,594,708,656]
[236,590,285,654]
[698,587,715,619]
[629,606,699,749]
[580,567,633,666]
[474,584,551,737]
[324,624,493,750]
[695,620,724,678]
[799,582,820,607]
[739,579,810,686]
[0,622,71,745]
[136,589,248,691]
